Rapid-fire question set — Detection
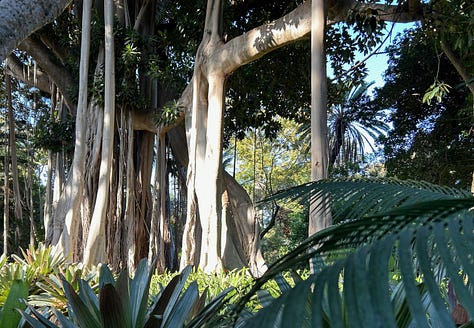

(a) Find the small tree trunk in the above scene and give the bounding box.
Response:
[125,113,136,269]
[113,107,126,269]
[158,134,168,269]
[134,132,155,265]
[148,136,160,269]
[6,75,23,230]
[3,137,10,257]
[309,0,330,238]
[27,149,36,246]
[43,86,56,245]
[149,134,168,272]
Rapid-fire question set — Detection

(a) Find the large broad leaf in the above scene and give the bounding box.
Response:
[130,259,153,328]
[62,277,101,328]
[145,266,192,328]
[0,279,28,328]
[162,281,199,327]
[99,284,128,328]
[20,304,62,328]
[240,178,474,327]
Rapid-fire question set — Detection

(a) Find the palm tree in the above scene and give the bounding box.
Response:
[328,82,388,166]
[232,178,474,327]
[299,82,389,168]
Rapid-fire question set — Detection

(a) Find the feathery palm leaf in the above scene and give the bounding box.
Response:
[238,178,474,327]
[298,82,388,167]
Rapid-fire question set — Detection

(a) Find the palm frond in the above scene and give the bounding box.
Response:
[240,178,474,327]
[263,178,471,223]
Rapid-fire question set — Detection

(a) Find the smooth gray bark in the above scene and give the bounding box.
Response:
[309,0,330,237]
[83,0,115,266]
[0,0,71,61]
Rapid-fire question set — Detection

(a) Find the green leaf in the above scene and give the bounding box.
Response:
[279,278,312,328]
[116,270,132,328]
[62,278,101,328]
[53,309,80,328]
[99,284,127,328]
[326,262,344,328]
[163,281,199,327]
[146,274,180,328]
[161,266,192,325]
[0,279,28,328]
[238,179,474,327]
[415,227,454,327]
[99,263,116,288]
[434,224,474,319]
[186,287,233,328]
[130,259,152,328]
[398,231,430,328]
[20,304,61,328]
[368,236,397,327]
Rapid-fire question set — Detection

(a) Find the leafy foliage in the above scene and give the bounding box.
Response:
[0,243,93,314]
[34,112,74,153]
[230,118,310,262]
[299,82,388,169]
[374,28,473,188]
[0,279,28,328]
[21,259,231,328]
[424,0,474,67]
[234,178,474,327]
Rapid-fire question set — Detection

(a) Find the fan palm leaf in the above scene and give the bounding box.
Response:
[236,178,474,327]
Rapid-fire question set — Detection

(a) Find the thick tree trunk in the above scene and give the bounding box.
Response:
[83,0,115,266]
[171,123,266,276]
[181,0,226,273]
[57,0,92,259]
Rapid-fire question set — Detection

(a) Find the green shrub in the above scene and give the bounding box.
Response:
[21,259,231,328]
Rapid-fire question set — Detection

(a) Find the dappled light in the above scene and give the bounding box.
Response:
[0,0,472,326]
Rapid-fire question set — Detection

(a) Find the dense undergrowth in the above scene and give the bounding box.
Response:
[0,244,307,327]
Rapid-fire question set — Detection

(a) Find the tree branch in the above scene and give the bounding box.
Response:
[5,53,51,93]
[38,31,73,66]
[136,0,427,133]
[0,0,71,61]
[259,204,280,239]
[18,36,76,111]
[215,0,425,75]
[440,41,474,97]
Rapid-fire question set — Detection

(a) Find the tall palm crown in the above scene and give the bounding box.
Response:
[299,82,389,168]
[328,82,388,166]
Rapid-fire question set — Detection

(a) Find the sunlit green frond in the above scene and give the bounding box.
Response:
[263,178,471,223]
[242,178,474,327]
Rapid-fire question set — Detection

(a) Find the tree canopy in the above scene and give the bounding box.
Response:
[375,28,473,188]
